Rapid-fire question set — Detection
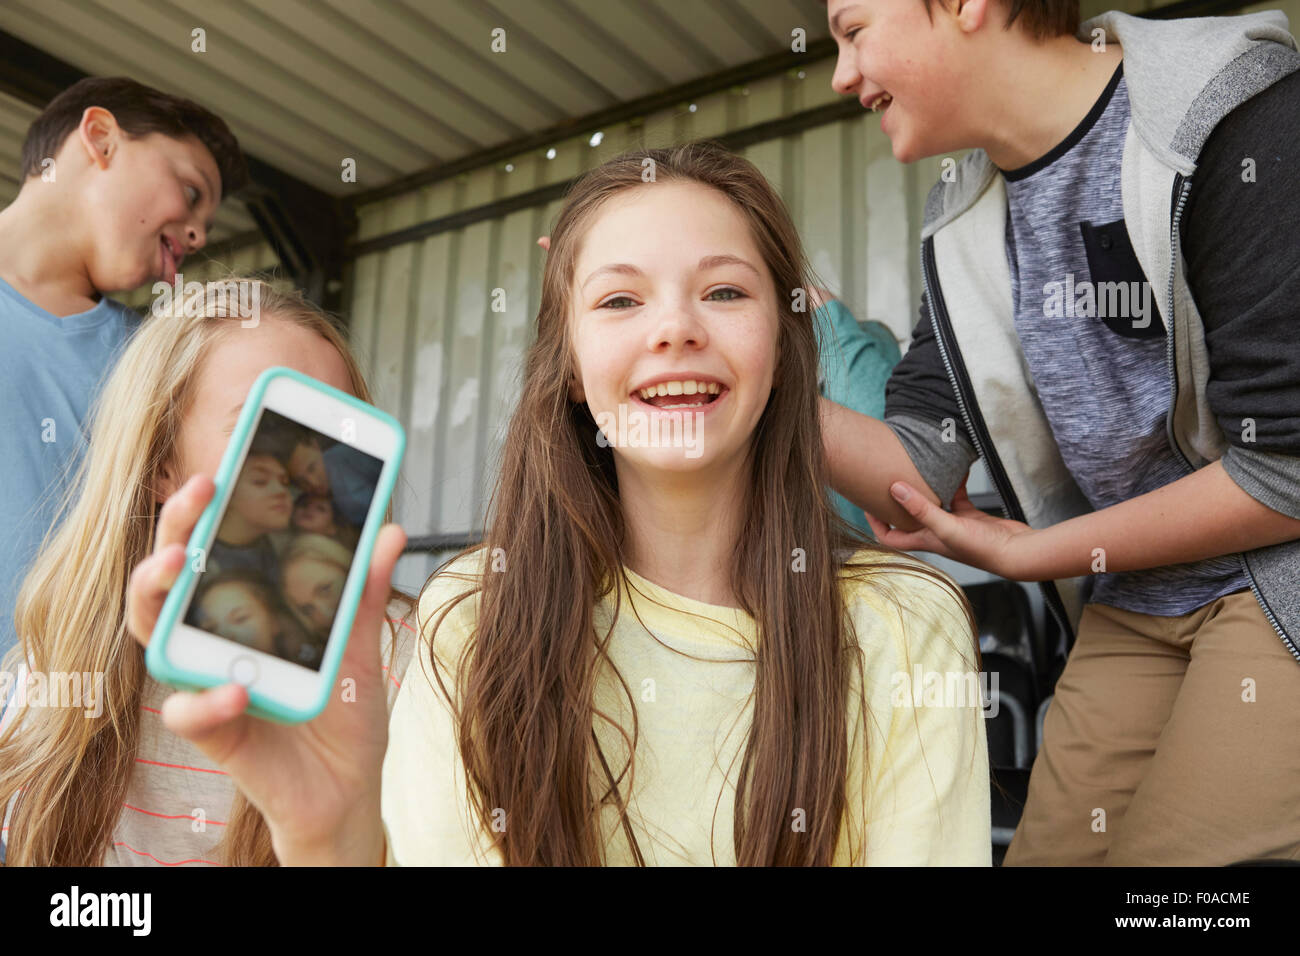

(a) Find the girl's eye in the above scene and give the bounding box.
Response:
[708,287,745,302]
[185,184,200,207]
[599,295,638,309]
[846,27,862,41]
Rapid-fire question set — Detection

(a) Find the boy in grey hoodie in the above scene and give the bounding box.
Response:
[820,0,1300,864]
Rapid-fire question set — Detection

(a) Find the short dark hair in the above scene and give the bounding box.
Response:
[20,76,248,196]
[919,0,1080,40]
[245,419,302,467]
[250,413,320,465]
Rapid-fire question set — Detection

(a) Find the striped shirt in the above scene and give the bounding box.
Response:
[2,597,416,866]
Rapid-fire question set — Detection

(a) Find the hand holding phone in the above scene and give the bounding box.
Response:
[127,475,403,865]
[146,367,405,722]
[126,367,410,864]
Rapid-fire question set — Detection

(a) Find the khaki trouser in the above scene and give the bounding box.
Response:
[1005,589,1300,865]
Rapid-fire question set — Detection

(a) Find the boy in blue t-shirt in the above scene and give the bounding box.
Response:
[0,77,247,661]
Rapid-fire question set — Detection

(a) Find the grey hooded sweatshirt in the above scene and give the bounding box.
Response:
[882,10,1300,661]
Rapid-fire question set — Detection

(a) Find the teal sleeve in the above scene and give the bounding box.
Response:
[814,299,901,419]
[813,299,902,536]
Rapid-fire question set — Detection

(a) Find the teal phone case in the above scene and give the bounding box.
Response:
[145,366,406,724]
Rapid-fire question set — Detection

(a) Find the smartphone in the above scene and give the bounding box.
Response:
[146,366,406,724]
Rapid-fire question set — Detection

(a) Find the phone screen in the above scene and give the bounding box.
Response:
[182,408,384,670]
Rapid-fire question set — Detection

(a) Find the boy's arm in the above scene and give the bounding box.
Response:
[821,293,980,532]
[1180,67,1300,524]
[821,398,942,531]
[887,460,1300,581]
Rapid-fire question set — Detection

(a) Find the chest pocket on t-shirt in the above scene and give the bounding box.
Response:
[1079,218,1164,339]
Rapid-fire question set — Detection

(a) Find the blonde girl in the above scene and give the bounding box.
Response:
[279,533,354,637]
[126,143,990,866]
[193,568,318,666]
[0,279,414,866]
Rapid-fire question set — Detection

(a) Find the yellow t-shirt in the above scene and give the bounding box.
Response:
[381,548,990,865]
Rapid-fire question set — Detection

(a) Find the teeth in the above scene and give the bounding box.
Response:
[637,380,722,401]
[871,93,893,112]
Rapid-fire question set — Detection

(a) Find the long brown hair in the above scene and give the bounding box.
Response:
[0,279,410,866]
[422,141,977,865]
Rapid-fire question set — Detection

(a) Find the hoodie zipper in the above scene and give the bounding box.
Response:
[1164,173,1300,663]
[920,238,1077,648]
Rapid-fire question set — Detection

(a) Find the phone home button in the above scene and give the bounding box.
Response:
[230,656,260,687]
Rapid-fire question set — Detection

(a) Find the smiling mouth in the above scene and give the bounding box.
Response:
[865,92,894,112]
[159,236,184,279]
[632,380,725,411]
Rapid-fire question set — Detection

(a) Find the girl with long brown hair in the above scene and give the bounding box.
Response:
[124,142,989,866]
[0,279,414,866]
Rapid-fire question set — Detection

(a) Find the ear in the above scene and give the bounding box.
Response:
[78,106,120,170]
[153,460,183,505]
[954,0,991,33]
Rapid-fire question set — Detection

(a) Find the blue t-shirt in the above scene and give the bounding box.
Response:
[814,299,902,535]
[0,278,140,659]
[322,443,384,528]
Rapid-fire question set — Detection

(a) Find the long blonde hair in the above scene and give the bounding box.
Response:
[282,533,355,575]
[0,278,403,866]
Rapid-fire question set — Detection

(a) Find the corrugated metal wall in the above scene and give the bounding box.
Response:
[0,0,834,196]
[344,54,960,589]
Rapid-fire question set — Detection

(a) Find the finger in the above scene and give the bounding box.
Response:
[126,543,188,644]
[862,510,890,540]
[889,481,960,540]
[951,474,973,504]
[878,527,942,553]
[154,474,215,557]
[159,683,253,763]
[950,484,974,511]
[343,524,407,667]
[362,524,406,615]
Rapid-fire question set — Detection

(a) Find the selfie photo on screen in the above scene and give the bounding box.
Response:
[183,408,384,669]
